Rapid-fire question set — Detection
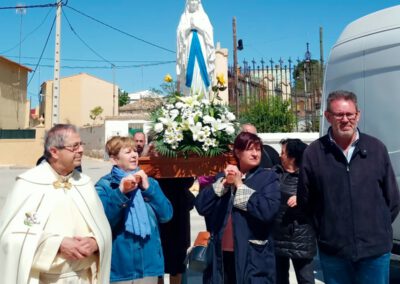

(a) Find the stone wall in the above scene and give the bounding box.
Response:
[79,125,106,159]
[259,132,319,153]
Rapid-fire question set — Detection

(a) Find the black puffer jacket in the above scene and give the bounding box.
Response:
[273,165,316,259]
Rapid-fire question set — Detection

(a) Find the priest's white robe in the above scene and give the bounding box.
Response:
[0,163,112,284]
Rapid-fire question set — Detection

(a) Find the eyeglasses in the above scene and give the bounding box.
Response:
[329,112,358,120]
[59,142,85,152]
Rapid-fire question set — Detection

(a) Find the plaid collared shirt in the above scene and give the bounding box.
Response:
[213,176,255,211]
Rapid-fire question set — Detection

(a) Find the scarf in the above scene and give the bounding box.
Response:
[111,166,151,239]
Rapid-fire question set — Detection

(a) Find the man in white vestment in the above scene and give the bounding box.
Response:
[177,0,215,98]
[0,124,112,284]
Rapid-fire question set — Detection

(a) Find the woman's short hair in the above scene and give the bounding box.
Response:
[106,136,136,157]
[233,132,262,153]
[280,138,307,168]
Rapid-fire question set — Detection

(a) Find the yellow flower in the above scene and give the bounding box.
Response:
[164,74,173,83]
[216,73,225,86]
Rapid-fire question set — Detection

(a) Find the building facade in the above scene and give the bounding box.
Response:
[0,56,32,129]
[39,73,119,128]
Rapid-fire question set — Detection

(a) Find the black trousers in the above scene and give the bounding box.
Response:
[276,255,315,284]
[223,251,236,284]
[157,178,195,275]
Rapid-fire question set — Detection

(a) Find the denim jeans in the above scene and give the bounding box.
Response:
[319,251,390,284]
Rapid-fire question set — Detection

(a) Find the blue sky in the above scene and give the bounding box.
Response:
[0,0,399,107]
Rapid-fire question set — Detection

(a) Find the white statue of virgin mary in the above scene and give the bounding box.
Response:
[176,0,215,98]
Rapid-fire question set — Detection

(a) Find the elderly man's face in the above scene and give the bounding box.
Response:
[55,131,84,173]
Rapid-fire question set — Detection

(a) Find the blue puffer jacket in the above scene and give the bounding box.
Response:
[95,173,173,282]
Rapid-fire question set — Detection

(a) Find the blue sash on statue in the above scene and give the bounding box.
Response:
[186,30,210,89]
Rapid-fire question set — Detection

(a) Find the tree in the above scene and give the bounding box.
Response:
[240,96,295,132]
[89,106,103,125]
[118,89,130,107]
[292,59,322,94]
[149,87,163,96]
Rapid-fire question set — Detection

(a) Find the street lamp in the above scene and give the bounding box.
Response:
[16,3,26,64]
[303,43,312,95]
[15,3,26,127]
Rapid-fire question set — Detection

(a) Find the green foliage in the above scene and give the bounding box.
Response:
[118,89,130,107]
[149,87,163,96]
[240,96,295,132]
[154,140,179,158]
[89,106,104,124]
[292,59,322,93]
[160,81,181,97]
[304,115,320,132]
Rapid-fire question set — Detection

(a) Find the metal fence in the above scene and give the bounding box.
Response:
[228,57,323,132]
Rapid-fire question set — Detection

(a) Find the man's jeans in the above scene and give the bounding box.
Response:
[319,251,390,284]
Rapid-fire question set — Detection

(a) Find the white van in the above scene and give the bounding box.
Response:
[321,5,400,259]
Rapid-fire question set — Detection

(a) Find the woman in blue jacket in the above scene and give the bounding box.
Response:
[195,132,281,284]
[96,136,173,283]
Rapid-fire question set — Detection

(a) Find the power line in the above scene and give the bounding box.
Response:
[27,15,57,87]
[1,55,174,63]
[62,9,115,66]
[0,7,54,54]
[0,2,60,10]
[22,60,175,69]
[65,5,175,54]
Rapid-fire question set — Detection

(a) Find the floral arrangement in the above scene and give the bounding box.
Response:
[150,74,238,158]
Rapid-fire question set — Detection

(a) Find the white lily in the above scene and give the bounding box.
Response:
[154,123,164,133]
[175,102,184,109]
[177,94,202,107]
[159,115,177,128]
[211,119,227,133]
[226,112,236,121]
[169,109,180,121]
[225,124,235,135]
[203,115,215,124]
[189,122,203,141]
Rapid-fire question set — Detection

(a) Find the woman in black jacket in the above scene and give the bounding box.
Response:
[273,138,316,284]
[195,132,280,284]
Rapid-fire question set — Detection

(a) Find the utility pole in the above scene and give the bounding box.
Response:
[232,17,239,117]
[16,3,26,128]
[16,3,26,65]
[112,64,116,116]
[52,0,62,126]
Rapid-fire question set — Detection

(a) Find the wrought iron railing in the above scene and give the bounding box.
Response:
[228,57,323,132]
